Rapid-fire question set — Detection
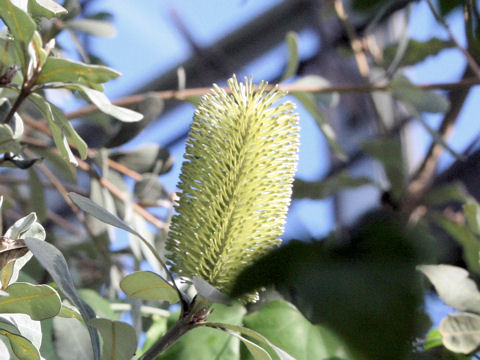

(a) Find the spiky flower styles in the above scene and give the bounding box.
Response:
[166,76,299,300]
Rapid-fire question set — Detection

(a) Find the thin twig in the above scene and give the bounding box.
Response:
[426,0,480,78]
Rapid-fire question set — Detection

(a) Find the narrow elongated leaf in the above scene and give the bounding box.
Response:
[0,0,36,70]
[65,19,116,38]
[292,90,345,161]
[224,329,272,360]
[28,168,47,222]
[204,322,294,360]
[28,0,67,19]
[280,31,299,82]
[292,75,339,108]
[120,271,179,304]
[29,146,77,182]
[66,84,142,122]
[37,57,120,85]
[157,303,246,360]
[0,124,21,154]
[0,327,40,360]
[418,265,480,313]
[68,192,172,286]
[293,172,371,199]
[24,237,101,360]
[439,313,480,354]
[0,283,60,320]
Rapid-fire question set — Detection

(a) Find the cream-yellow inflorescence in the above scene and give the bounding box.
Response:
[166,76,299,299]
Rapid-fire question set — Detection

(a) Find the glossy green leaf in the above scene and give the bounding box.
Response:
[418,265,480,313]
[292,90,346,161]
[37,57,120,85]
[28,168,47,222]
[430,213,480,275]
[363,138,404,201]
[28,0,67,19]
[0,283,60,320]
[66,84,143,122]
[383,37,454,67]
[439,313,480,354]
[65,19,116,38]
[293,171,371,199]
[109,145,172,175]
[464,201,480,236]
[24,237,101,360]
[53,317,93,360]
[120,271,179,304]
[280,31,299,82]
[0,325,40,360]
[0,0,36,70]
[241,300,348,360]
[231,210,423,360]
[89,318,137,360]
[157,303,246,360]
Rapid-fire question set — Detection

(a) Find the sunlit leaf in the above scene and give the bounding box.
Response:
[292,75,339,108]
[37,57,120,85]
[65,83,143,122]
[120,271,179,304]
[24,237,101,360]
[0,283,60,320]
[0,324,40,360]
[89,318,137,360]
[224,329,272,360]
[280,31,299,82]
[439,313,480,354]
[418,265,480,313]
[65,19,116,38]
[57,303,83,322]
[464,201,480,236]
[28,0,67,19]
[0,125,22,154]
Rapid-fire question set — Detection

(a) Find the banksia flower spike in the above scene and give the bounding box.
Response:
[166,76,299,300]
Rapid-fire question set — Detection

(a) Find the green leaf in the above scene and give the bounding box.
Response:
[292,90,346,161]
[418,265,480,313]
[68,192,172,285]
[134,174,169,203]
[231,210,423,360]
[29,146,77,182]
[241,300,348,360]
[120,271,179,304]
[89,318,137,360]
[24,237,101,360]
[157,303,246,360]
[65,19,116,38]
[423,182,470,207]
[53,317,93,360]
[424,328,443,350]
[27,0,67,19]
[439,313,480,354]
[28,168,47,222]
[464,201,480,236]
[0,283,60,320]
[37,57,120,85]
[391,75,450,113]
[57,303,83,322]
[109,145,172,175]
[0,0,36,71]
[280,31,299,82]
[0,124,21,154]
[363,138,404,201]
[293,171,371,199]
[383,37,454,68]
[78,289,117,321]
[65,83,143,122]
[0,325,40,360]
[29,94,87,165]
[430,213,480,275]
[0,35,23,70]
[193,277,231,305]
[292,75,339,108]
[225,330,272,360]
